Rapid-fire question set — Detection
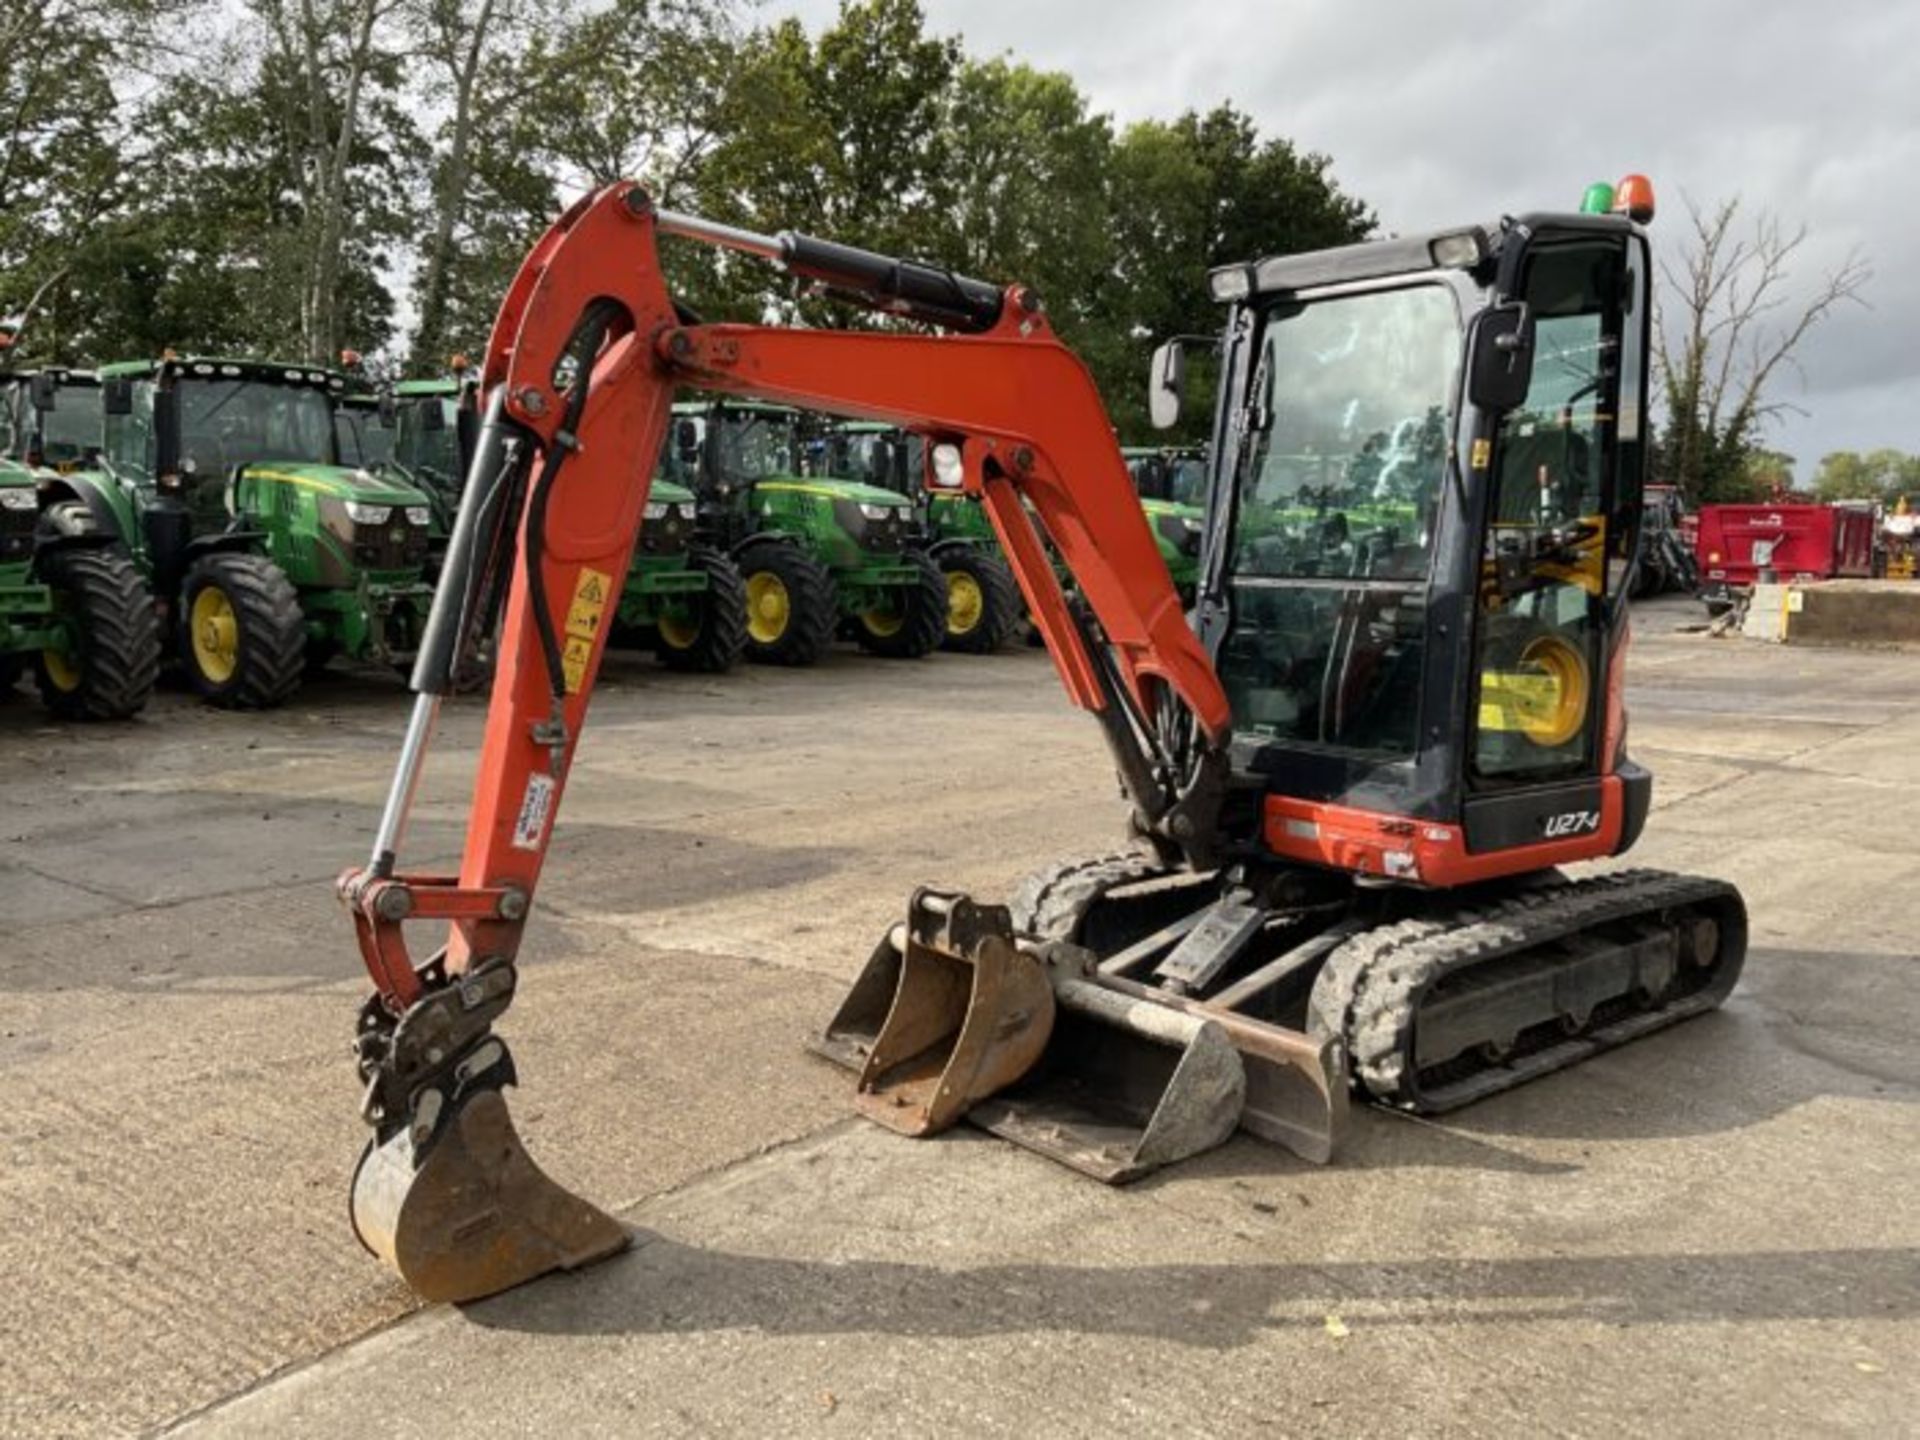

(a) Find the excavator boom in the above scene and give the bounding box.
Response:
[337,183,1292,1303]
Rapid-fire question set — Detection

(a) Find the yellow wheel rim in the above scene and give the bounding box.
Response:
[946,572,984,635]
[190,585,241,685]
[42,646,82,692]
[745,572,790,644]
[861,605,906,638]
[1515,634,1589,746]
[657,609,701,650]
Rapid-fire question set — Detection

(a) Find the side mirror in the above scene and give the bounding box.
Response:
[675,418,699,458]
[28,373,57,411]
[1148,340,1186,431]
[1467,302,1535,413]
[103,377,133,416]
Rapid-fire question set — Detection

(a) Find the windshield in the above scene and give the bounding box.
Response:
[392,399,460,485]
[177,379,336,473]
[335,408,393,468]
[1235,285,1459,582]
[40,385,103,463]
[709,411,798,487]
[827,430,918,493]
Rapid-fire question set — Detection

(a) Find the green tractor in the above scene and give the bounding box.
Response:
[0,371,159,717]
[665,400,945,664]
[45,356,439,707]
[382,376,473,564]
[611,472,748,672]
[818,421,1021,653]
[1121,445,1207,604]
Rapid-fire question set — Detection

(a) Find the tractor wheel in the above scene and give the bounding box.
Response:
[179,552,307,709]
[737,541,836,667]
[937,547,1020,654]
[657,546,749,674]
[854,549,948,659]
[33,546,160,720]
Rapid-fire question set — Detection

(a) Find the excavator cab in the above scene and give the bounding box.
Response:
[1183,217,1651,857]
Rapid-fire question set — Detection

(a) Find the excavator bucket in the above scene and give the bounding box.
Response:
[967,974,1246,1182]
[808,926,908,1073]
[816,894,1287,1181]
[350,1082,629,1305]
[850,891,1057,1136]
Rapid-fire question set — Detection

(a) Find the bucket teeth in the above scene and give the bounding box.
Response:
[351,1080,627,1304]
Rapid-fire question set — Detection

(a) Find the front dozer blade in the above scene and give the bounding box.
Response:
[351,1083,628,1305]
[968,973,1246,1183]
[850,891,1056,1137]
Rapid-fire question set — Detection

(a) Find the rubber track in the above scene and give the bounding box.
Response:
[657,545,748,673]
[34,545,160,720]
[939,548,1020,654]
[1328,868,1746,1113]
[738,541,836,667]
[1010,848,1169,942]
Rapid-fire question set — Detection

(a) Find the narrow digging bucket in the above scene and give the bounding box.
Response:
[351,1083,629,1304]
[807,925,907,1073]
[851,890,1056,1137]
[968,975,1247,1182]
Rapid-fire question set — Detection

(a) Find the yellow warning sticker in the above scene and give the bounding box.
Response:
[560,566,613,692]
[1470,438,1492,470]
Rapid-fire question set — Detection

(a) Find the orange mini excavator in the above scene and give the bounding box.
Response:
[338,176,1745,1303]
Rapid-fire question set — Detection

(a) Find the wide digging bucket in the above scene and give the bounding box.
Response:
[351,1082,629,1304]
[968,973,1247,1183]
[849,890,1057,1137]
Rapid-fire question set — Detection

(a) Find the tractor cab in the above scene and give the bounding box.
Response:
[90,356,439,703]
[1122,445,1208,602]
[383,376,480,543]
[1153,185,1656,869]
[0,368,105,473]
[336,392,396,470]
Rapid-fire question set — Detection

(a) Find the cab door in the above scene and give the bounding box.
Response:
[1464,233,1649,850]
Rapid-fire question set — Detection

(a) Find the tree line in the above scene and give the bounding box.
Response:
[0,0,1371,436]
[3,0,1874,473]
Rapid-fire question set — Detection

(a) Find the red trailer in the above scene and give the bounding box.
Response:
[1695,501,1876,610]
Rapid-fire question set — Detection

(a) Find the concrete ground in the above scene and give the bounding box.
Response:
[1,596,1914,1438]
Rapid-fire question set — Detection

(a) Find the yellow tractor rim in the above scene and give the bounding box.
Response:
[861,604,907,638]
[745,572,790,644]
[191,585,241,685]
[946,572,984,635]
[1513,634,1590,746]
[656,609,700,650]
[41,646,82,693]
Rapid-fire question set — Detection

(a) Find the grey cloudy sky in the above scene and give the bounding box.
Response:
[771,0,1918,471]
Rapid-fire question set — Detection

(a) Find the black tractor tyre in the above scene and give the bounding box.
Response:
[657,546,749,674]
[33,545,161,720]
[179,552,307,709]
[854,549,948,660]
[737,540,837,667]
[937,547,1020,654]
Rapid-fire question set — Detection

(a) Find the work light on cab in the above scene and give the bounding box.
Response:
[1612,173,1656,224]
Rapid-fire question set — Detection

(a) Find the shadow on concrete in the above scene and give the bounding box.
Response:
[469,1232,1920,1345]
[1439,948,1919,1146]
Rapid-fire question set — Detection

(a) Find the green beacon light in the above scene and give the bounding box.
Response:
[1580,181,1616,215]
